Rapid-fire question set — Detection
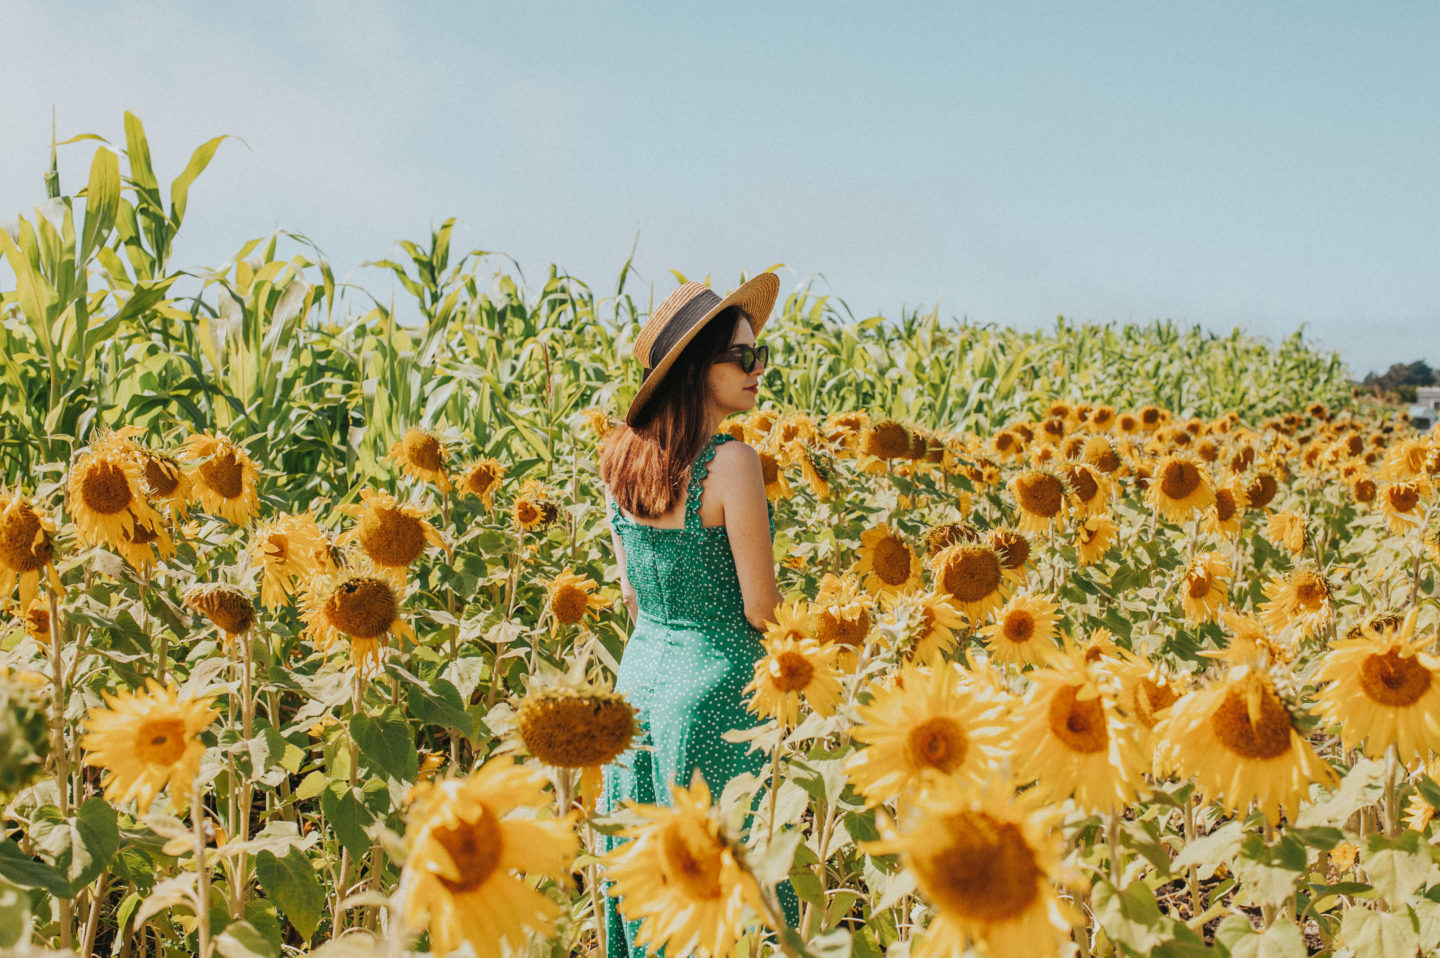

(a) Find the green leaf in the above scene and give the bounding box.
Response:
[80,146,120,262]
[350,707,419,789]
[0,883,31,946]
[214,918,280,958]
[1092,880,1168,954]
[1173,820,1244,880]
[29,799,119,894]
[320,780,388,862]
[169,135,229,229]
[1340,907,1420,958]
[0,839,70,898]
[295,771,328,802]
[1363,832,1438,906]
[405,676,477,740]
[254,849,325,940]
[1225,919,1306,958]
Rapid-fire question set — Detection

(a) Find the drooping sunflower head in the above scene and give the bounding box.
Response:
[1145,453,1216,524]
[460,458,504,507]
[923,522,981,557]
[1063,463,1109,516]
[929,542,1011,622]
[986,528,1032,577]
[183,584,255,642]
[388,426,452,492]
[1073,514,1118,566]
[0,492,61,610]
[862,419,914,460]
[1082,435,1121,473]
[880,589,966,663]
[1242,470,1279,509]
[1260,565,1333,639]
[515,680,637,767]
[1381,478,1430,533]
[248,512,330,607]
[1008,469,1068,534]
[181,433,261,526]
[809,573,875,652]
[856,524,922,596]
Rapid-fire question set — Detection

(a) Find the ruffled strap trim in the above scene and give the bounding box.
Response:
[685,433,732,529]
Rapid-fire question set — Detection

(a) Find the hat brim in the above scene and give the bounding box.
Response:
[624,272,780,427]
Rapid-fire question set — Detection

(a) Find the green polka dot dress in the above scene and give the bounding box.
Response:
[600,432,786,957]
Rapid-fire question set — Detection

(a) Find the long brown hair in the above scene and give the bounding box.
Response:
[600,306,748,519]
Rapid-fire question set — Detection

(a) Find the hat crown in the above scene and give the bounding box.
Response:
[634,282,723,368]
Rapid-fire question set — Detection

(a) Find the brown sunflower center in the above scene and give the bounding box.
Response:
[358,508,427,567]
[989,531,1030,571]
[1137,678,1179,727]
[80,461,134,515]
[1047,685,1109,754]
[199,450,244,500]
[772,650,815,692]
[1353,478,1376,503]
[660,817,724,901]
[551,584,591,624]
[1014,473,1064,518]
[0,502,49,572]
[865,422,912,459]
[136,717,188,765]
[142,456,182,497]
[264,532,290,563]
[464,464,501,497]
[1187,571,1213,599]
[759,453,779,485]
[906,716,968,773]
[1293,573,1328,609]
[515,500,541,525]
[1209,685,1293,760]
[433,805,502,894]
[1140,407,1161,426]
[1359,650,1432,707]
[1388,486,1420,514]
[1002,610,1035,643]
[939,548,1002,603]
[1067,467,1099,503]
[518,694,635,766]
[872,537,914,586]
[1159,461,1201,500]
[813,608,870,648]
[189,588,254,635]
[1245,473,1277,509]
[403,432,444,472]
[917,811,1040,920]
[1214,489,1238,522]
[324,577,399,639]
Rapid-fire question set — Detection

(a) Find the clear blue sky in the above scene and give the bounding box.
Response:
[3,0,1437,379]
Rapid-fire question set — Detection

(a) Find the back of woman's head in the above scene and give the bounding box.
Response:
[600,306,745,519]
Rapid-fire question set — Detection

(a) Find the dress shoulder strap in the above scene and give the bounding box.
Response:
[684,433,732,531]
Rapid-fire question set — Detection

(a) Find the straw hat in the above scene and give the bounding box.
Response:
[625,272,780,426]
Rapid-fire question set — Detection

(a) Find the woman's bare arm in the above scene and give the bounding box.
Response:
[603,487,638,623]
[713,441,783,631]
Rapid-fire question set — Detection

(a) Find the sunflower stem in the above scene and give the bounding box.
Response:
[46,589,74,951]
[193,776,213,958]
[1183,790,1202,919]
[1106,812,1123,886]
[1384,745,1400,840]
[766,727,785,841]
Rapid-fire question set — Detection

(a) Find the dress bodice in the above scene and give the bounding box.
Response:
[610,433,775,627]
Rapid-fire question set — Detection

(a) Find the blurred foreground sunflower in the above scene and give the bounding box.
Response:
[80,679,219,814]
[400,759,578,958]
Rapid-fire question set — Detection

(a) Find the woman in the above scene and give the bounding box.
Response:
[597,273,789,957]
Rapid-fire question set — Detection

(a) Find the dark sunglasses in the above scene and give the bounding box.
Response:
[718,343,770,374]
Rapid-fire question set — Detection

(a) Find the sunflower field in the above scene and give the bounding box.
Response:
[3,113,1439,958]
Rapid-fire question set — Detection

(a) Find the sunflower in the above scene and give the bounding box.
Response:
[66,446,166,551]
[762,598,813,643]
[1011,654,1144,812]
[338,489,449,582]
[756,445,792,500]
[1145,454,1216,524]
[1264,510,1307,556]
[388,426,452,492]
[113,516,176,573]
[181,433,260,525]
[810,574,874,655]
[823,410,869,453]
[248,512,331,607]
[545,569,609,628]
[855,524,922,596]
[845,663,1009,807]
[1111,659,1186,745]
[1081,435,1121,474]
[861,419,914,461]
[1314,609,1440,763]
[1260,566,1333,639]
[1073,514,1118,566]
[930,542,1012,621]
[980,593,1061,668]
[603,775,768,958]
[865,785,1073,958]
[1382,438,1429,482]
[1008,469,1068,535]
[987,528,1032,579]
[400,759,579,958]
[129,447,193,520]
[183,584,255,647]
[515,680,637,768]
[1116,412,1141,436]
[1380,478,1430,534]
[791,441,834,500]
[1207,479,1248,538]
[513,480,561,532]
[1242,470,1279,510]
[1155,665,1338,824]
[0,491,63,611]
[1350,474,1378,505]
[744,635,843,727]
[1208,609,1295,668]
[744,407,779,443]
[1063,463,1110,517]
[80,679,219,814]
[301,566,416,674]
[881,589,967,664]
[990,430,1024,461]
[460,458,504,509]
[576,406,614,440]
[22,596,52,645]
[1179,553,1231,626]
[924,521,981,557]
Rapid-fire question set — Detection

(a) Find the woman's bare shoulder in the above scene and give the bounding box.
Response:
[711,436,759,469]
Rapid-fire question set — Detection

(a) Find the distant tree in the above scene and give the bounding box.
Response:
[1365,360,1437,403]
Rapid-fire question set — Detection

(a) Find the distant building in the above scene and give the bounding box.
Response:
[1412,386,1440,432]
